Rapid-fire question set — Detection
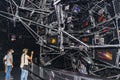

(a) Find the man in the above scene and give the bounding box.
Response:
[20,48,34,80]
[5,49,14,80]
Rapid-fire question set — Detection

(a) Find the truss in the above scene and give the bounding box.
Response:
[0,0,120,79]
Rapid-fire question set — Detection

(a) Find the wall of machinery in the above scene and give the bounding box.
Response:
[0,0,120,79]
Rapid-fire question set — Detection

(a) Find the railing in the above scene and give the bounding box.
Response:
[29,63,113,80]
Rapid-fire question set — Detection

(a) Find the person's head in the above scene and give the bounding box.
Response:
[8,49,14,54]
[23,48,28,54]
[80,64,85,69]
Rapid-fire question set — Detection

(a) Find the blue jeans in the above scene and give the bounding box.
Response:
[5,65,12,80]
[21,68,28,80]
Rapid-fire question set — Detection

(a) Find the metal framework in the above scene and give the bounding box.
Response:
[0,0,120,79]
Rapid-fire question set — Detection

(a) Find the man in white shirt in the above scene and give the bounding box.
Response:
[5,49,14,80]
[20,48,34,80]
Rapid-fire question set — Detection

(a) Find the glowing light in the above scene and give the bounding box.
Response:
[73,5,80,13]
[98,51,112,61]
[11,34,16,41]
[51,38,57,44]
[82,37,89,42]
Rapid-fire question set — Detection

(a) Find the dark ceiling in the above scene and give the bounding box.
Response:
[0,1,36,51]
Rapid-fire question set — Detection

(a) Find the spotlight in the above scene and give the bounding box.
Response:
[11,34,16,41]
[83,21,89,27]
[47,35,58,45]
[64,5,70,11]
[67,16,72,23]
[82,37,90,43]
[72,5,80,13]
[51,38,57,44]
[98,51,112,61]
[80,36,92,44]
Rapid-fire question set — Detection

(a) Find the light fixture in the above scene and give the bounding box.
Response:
[73,5,80,13]
[11,34,16,41]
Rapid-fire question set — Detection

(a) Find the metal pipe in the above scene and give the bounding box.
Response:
[90,44,120,48]
[62,30,89,48]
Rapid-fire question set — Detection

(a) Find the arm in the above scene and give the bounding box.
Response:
[28,51,34,60]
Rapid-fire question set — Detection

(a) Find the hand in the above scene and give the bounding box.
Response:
[31,51,34,55]
[12,65,14,68]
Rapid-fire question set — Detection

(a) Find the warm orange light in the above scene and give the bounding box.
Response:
[51,38,57,44]
[105,52,112,60]
[82,38,89,42]
[98,51,112,61]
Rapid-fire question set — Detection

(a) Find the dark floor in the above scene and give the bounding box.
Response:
[0,67,33,80]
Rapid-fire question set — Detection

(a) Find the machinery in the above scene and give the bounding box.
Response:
[0,0,120,79]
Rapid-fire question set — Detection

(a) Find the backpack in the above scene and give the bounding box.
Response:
[3,55,7,65]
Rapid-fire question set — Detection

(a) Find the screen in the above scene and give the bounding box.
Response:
[95,48,118,65]
[80,36,93,45]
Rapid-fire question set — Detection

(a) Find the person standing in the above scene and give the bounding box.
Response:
[5,49,14,80]
[79,63,88,75]
[20,48,34,80]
